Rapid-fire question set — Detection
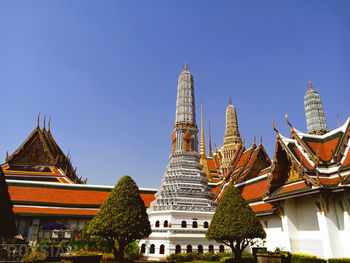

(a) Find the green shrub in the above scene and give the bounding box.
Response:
[328,259,350,263]
[203,252,220,261]
[167,251,253,263]
[291,253,326,263]
[125,241,140,260]
[21,250,46,263]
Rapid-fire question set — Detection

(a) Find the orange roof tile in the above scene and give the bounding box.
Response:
[304,137,340,163]
[8,185,155,208]
[207,159,217,172]
[290,146,314,169]
[319,177,340,186]
[240,179,268,201]
[9,186,109,205]
[251,203,274,213]
[342,149,350,167]
[236,150,252,167]
[272,181,308,197]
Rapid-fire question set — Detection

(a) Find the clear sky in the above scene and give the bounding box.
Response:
[1,1,349,188]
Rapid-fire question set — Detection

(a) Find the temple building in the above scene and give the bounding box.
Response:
[208,81,350,259]
[4,66,350,260]
[3,118,85,184]
[3,120,156,243]
[140,63,227,259]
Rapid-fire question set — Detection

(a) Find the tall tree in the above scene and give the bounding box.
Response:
[206,185,266,262]
[88,175,151,261]
[0,167,16,239]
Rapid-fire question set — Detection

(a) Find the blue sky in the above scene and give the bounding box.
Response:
[1,1,349,188]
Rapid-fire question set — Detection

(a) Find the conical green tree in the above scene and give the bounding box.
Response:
[206,185,266,262]
[88,175,151,261]
[0,167,16,239]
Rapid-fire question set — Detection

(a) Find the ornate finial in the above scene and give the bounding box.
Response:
[259,136,263,145]
[308,81,312,90]
[184,61,188,71]
[37,113,41,128]
[48,117,51,132]
[272,120,280,139]
[6,151,9,162]
[229,96,232,105]
[43,115,46,130]
[285,113,294,133]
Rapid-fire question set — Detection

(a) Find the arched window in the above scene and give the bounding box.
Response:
[186,245,192,253]
[219,245,225,252]
[208,245,214,253]
[198,245,203,254]
[164,220,168,227]
[175,245,181,254]
[140,244,146,253]
[204,221,209,228]
[192,221,198,228]
[160,244,165,254]
[150,244,155,254]
[155,221,160,227]
[181,221,187,228]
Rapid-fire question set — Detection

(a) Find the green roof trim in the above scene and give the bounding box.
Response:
[270,184,311,199]
[247,197,262,203]
[255,209,275,216]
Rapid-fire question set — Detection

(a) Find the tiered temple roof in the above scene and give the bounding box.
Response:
[265,116,350,204]
[3,119,85,184]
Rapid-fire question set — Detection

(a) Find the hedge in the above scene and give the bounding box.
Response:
[328,259,350,263]
[291,254,326,263]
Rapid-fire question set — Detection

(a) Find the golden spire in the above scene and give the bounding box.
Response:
[229,96,232,105]
[200,100,206,157]
[209,120,213,157]
[184,61,188,71]
[308,81,312,90]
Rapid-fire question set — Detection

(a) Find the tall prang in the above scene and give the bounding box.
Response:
[142,63,225,260]
[304,81,328,135]
[149,62,216,212]
[221,97,242,176]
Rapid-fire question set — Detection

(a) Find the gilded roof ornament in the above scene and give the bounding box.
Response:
[184,61,188,71]
[272,120,280,139]
[48,118,51,132]
[229,96,232,105]
[308,81,312,90]
[37,113,41,128]
[43,115,46,130]
[285,113,294,133]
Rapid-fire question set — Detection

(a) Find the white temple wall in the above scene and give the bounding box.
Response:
[293,197,323,258]
[260,215,287,251]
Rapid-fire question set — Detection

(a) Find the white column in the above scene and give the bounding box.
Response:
[280,215,292,251]
[316,202,342,259]
[342,199,350,258]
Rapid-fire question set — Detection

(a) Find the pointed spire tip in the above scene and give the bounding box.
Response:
[308,81,312,90]
[184,61,188,71]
